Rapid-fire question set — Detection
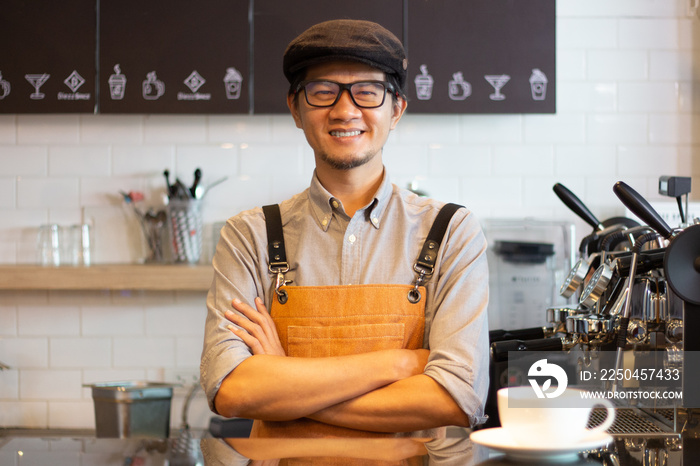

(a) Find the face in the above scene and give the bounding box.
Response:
[287,61,407,171]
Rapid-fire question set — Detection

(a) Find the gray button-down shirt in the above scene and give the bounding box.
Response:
[201,170,490,427]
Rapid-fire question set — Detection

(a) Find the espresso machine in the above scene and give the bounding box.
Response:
[484,176,700,462]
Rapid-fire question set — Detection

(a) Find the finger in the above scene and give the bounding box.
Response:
[225,309,264,339]
[226,324,264,354]
[234,298,279,347]
[228,298,285,356]
[231,298,258,320]
[253,297,280,341]
[232,298,275,332]
[230,300,269,334]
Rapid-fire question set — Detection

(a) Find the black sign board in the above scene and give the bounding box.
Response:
[406,0,555,114]
[252,0,404,114]
[0,0,96,113]
[99,0,249,114]
[1,0,555,115]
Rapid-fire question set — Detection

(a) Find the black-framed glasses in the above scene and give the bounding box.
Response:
[295,80,396,108]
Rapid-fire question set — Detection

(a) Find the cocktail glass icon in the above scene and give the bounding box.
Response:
[25,73,50,100]
[484,74,510,101]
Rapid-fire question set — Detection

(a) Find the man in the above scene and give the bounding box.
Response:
[201,19,489,437]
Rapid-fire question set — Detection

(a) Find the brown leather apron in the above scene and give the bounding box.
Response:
[250,283,426,438]
[249,203,462,438]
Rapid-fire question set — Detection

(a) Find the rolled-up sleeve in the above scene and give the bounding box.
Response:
[422,209,490,427]
[200,211,268,413]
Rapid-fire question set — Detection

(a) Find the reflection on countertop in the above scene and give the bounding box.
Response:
[0,429,204,466]
[0,429,700,466]
[2,415,700,465]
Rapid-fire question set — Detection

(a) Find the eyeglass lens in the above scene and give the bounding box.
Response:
[304,81,388,108]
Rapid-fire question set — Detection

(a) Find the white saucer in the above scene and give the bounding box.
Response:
[469,427,613,463]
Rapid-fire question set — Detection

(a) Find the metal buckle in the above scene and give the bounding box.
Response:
[408,268,427,304]
[413,263,434,278]
[268,262,289,274]
[269,263,291,304]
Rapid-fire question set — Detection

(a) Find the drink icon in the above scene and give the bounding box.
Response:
[484,74,510,101]
[108,64,126,100]
[143,71,165,100]
[0,71,10,99]
[414,65,434,101]
[223,67,243,99]
[25,73,50,100]
[529,68,548,101]
[448,72,471,101]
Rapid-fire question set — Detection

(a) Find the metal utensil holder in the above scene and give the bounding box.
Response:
[167,199,203,264]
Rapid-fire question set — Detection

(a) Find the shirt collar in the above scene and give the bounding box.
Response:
[308,169,392,231]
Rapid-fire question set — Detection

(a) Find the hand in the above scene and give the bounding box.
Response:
[404,348,430,378]
[415,348,430,369]
[225,297,286,356]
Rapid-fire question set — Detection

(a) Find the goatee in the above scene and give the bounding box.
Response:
[318,151,376,170]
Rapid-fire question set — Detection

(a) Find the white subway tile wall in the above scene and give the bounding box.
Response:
[0,3,699,431]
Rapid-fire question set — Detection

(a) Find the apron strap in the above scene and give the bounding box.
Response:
[263,202,464,303]
[262,204,288,271]
[409,202,464,302]
[263,204,291,303]
[414,202,464,276]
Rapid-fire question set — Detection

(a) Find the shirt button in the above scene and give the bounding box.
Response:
[321,218,328,227]
[331,200,339,209]
[348,234,356,243]
[371,217,379,226]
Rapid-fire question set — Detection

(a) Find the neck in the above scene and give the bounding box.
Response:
[315,162,384,217]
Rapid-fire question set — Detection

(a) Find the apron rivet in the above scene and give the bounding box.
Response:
[276,289,288,304]
[407,288,422,303]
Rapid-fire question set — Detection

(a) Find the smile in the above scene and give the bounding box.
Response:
[330,130,362,137]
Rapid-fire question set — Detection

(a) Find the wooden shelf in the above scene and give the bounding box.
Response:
[0,264,213,291]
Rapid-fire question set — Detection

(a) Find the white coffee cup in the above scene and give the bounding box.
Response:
[498,386,615,447]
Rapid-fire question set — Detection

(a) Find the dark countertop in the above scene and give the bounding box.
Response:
[2,427,698,465]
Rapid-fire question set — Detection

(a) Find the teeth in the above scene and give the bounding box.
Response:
[330,130,361,137]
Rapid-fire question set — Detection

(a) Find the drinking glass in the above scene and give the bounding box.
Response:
[62,224,93,266]
[37,224,61,266]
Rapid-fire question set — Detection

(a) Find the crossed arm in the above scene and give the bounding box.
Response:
[213,298,470,432]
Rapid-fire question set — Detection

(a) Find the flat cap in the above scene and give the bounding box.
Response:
[283,19,408,91]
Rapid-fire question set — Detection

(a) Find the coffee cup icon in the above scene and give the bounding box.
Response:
[414,65,434,101]
[448,72,471,101]
[529,68,548,101]
[143,71,165,100]
[0,72,10,99]
[108,64,126,100]
[223,67,243,100]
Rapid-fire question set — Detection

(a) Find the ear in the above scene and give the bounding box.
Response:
[287,93,303,129]
[389,97,407,130]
